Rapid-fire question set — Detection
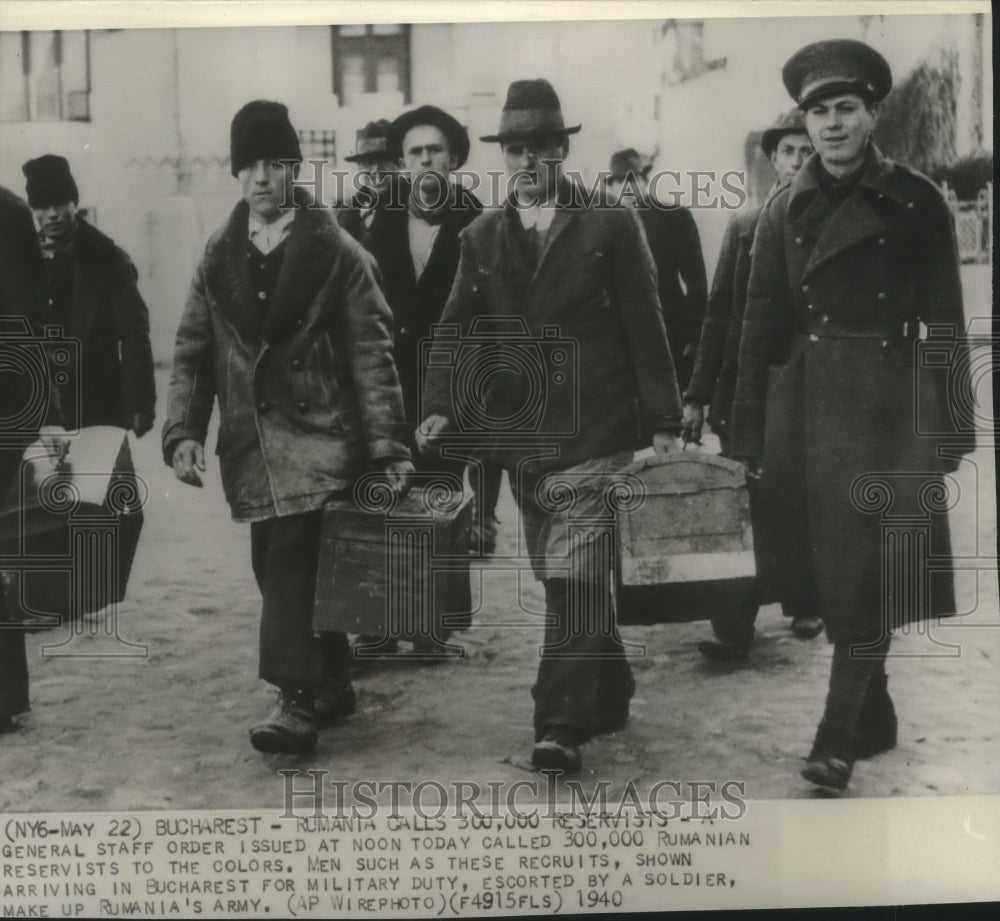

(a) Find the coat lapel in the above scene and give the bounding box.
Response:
[218,201,266,338]
[802,192,887,278]
[261,193,338,342]
[532,207,575,285]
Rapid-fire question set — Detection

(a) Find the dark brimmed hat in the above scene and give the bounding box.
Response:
[389,105,470,167]
[23,155,79,208]
[480,78,581,143]
[783,39,892,110]
[344,120,393,163]
[230,100,302,177]
[760,109,810,156]
[609,148,652,181]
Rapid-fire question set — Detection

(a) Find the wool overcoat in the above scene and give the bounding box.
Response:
[163,190,410,522]
[422,180,683,474]
[53,218,156,430]
[730,146,974,640]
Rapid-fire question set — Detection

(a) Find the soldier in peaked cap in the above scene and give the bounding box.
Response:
[419,79,684,775]
[684,108,820,658]
[164,100,412,755]
[606,147,708,395]
[338,119,398,245]
[729,40,974,795]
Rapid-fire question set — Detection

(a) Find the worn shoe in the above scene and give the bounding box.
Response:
[854,674,897,759]
[801,757,852,796]
[249,694,318,754]
[314,682,357,729]
[697,639,750,662]
[532,732,583,774]
[791,615,824,639]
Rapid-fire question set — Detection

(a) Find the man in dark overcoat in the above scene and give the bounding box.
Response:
[0,185,69,731]
[357,105,484,654]
[605,149,707,394]
[419,80,684,774]
[337,119,398,248]
[163,101,412,755]
[22,155,156,436]
[683,110,820,657]
[730,40,975,794]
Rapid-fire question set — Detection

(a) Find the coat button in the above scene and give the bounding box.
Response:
[802,284,809,292]
[821,315,829,323]
[297,400,308,412]
[258,400,271,413]
[795,237,803,245]
[257,291,267,301]
[290,359,303,371]
[400,326,409,336]
[809,335,819,342]
[807,303,814,310]
[878,237,886,245]
[877,292,887,300]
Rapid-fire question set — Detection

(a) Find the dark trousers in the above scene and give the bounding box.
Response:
[0,449,29,718]
[532,578,633,743]
[250,511,349,692]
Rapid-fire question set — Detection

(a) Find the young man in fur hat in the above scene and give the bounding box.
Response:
[683,110,822,658]
[22,155,156,437]
[730,40,973,795]
[606,148,707,394]
[163,100,412,755]
[419,79,684,774]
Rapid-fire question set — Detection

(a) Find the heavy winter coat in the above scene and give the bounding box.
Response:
[163,190,410,522]
[686,203,762,441]
[422,180,683,474]
[51,218,156,430]
[636,203,707,389]
[731,146,974,640]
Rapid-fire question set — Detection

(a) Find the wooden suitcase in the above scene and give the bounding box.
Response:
[0,426,145,630]
[312,485,472,641]
[615,452,755,626]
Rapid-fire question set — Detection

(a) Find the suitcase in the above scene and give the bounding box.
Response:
[0,426,145,631]
[312,484,472,641]
[615,452,755,626]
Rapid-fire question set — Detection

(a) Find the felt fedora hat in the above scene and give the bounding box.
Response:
[480,78,581,143]
[609,148,652,181]
[760,108,809,156]
[344,120,393,163]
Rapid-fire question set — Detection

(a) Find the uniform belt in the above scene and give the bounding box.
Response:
[800,320,916,340]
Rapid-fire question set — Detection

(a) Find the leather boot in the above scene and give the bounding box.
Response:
[801,718,854,796]
[854,673,897,759]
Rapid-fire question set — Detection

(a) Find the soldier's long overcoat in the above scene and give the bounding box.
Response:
[731,146,974,641]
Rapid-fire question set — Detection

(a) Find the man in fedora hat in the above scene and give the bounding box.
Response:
[352,104,484,658]
[683,108,820,658]
[730,40,973,794]
[419,79,684,774]
[22,154,156,437]
[164,100,412,755]
[606,148,707,395]
[338,119,398,246]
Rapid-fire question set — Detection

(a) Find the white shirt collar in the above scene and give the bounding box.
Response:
[248,208,296,254]
[518,203,557,232]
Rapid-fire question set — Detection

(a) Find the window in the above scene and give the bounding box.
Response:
[298,129,337,166]
[660,21,726,86]
[331,24,410,106]
[0,30,90,122]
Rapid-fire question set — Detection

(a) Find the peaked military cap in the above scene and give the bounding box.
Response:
[783,39,892,110]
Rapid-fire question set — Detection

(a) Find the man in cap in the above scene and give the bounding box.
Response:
[0,185,69,732]
[606,148,707,394]
[163,100,412,755]
[352,105,484,658]
[419,79,684,773]
[683,109,820,658]
[731,40,973,794]
[22,155,156,437]
[338,120,398,246]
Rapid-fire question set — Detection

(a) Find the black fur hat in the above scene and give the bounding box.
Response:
[23,155,79,208]
[230,100,302,177]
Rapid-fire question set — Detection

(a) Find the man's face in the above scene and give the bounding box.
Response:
[606,174,648,207]
[501,135,566,205]
[356,156,397,194]
[803,93,875,174]
[769,132,813,184]
[238,158,297,223]
[34,201,77,242]
[401,125,456,201]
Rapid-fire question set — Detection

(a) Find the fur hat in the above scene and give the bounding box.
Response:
[230,100,302,177]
